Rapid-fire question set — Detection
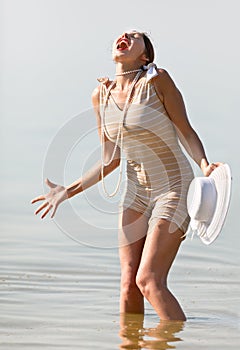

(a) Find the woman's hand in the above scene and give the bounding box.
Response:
[202,162,223,177]
[31,178,68,219]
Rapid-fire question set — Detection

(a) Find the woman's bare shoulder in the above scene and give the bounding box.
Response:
[92,77,113,104]
[154,67,178,94]
[91,85,101,104]
[156,68,176,84]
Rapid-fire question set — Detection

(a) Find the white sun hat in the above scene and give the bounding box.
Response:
[186,164,232,245]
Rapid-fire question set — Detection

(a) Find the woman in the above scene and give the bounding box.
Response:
[32,30,221,321]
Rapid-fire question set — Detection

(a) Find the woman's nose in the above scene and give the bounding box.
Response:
[121,32,129,39]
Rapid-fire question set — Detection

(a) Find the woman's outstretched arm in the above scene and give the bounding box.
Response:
[31,85,120,218]
[66,85,120,198]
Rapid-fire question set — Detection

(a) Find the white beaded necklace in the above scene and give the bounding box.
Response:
[115,68,142,76]
[101,70,143,197]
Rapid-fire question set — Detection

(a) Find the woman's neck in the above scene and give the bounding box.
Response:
[114,63,143,90]
[115,61,142,72]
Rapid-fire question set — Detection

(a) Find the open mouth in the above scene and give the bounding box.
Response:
[116,39,129,51]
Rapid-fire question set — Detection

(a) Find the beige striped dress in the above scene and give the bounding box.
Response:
[99,73,194,234]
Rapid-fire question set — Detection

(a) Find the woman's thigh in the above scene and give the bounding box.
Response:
[137,219,184,284]
[118,208,149,275]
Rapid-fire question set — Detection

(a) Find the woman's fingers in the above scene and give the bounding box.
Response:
[31,195,45,204]
[41,204,53,219]
[32,181,67,219]
[210,162,222,169]
[51,205,57,218]
[214,162,223,167]
[31,179,57,203]
[205,162,224,176]
[34,200,54,219]
[35,201,48,215]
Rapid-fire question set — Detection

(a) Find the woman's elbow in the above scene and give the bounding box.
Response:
[112,157,120,168]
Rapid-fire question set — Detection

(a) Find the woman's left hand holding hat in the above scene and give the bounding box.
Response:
[201,161,223,177]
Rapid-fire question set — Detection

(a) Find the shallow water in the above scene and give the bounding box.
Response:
[1,207,239,349]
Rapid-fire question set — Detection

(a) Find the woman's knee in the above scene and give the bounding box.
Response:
[121,271,140,297]
[136,271,167,298]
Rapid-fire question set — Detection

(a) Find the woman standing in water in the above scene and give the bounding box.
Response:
[32,30,221,320]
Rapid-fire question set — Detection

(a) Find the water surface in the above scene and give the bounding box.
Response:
[1,207,239,349]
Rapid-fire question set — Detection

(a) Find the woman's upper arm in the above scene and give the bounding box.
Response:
[91,84,120,163]
[91,85,102,139]
[153,69,194,139]
[91,85,113,143]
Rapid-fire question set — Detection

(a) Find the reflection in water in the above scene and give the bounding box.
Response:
[119,313,184,349]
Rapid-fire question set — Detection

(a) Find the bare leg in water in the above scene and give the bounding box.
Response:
[119,208,186,321]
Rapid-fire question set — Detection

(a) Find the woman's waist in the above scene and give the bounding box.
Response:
[126,161,193,191]
[126,156,193,176]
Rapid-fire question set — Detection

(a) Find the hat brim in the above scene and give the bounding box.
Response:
[190,164,232,245]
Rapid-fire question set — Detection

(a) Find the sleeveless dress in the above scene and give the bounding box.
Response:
[99,74,194,234]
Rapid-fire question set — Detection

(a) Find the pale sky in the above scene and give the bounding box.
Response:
[1,0,239,224]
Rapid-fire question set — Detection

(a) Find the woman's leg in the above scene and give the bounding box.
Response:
[118,208,149,314]
[136,219,186,321]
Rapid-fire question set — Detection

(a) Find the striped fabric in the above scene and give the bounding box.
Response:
[100,75,194,234]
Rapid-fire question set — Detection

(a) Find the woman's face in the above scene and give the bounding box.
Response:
[112,31,147,63]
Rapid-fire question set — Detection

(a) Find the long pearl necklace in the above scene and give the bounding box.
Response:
[101,70,143,197]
